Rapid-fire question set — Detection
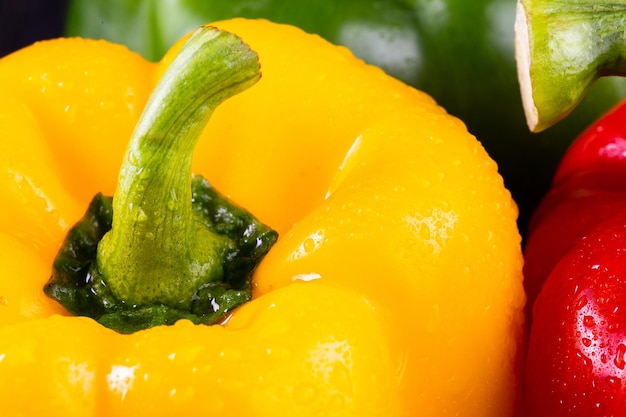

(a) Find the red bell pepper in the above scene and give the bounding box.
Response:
[524,100,626,416]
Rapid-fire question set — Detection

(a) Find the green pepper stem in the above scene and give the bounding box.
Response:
[515,0,626,132]
[96,26,260,307]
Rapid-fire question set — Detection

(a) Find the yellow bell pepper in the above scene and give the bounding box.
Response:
[0,18,525,417]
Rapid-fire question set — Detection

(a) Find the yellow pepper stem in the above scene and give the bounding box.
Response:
[97,26,260,306]
[45,26,277,333]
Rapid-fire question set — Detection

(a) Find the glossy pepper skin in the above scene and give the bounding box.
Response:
[64,0,626,237]
[523,100,626,416]
[524,101,626,308]
[0,19,525,416]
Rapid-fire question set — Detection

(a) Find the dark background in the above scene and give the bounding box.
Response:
[0,0,69,57]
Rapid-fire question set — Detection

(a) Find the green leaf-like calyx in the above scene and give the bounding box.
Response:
[45,176,277,334]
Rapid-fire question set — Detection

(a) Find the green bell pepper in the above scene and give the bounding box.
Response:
[64,0,626,236]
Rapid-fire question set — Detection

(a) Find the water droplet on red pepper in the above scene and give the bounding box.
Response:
[576,349,593,371]
[583,315,596,327]
[614,344,626,370]
[605,376,622,389]
[575,295,588,310]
